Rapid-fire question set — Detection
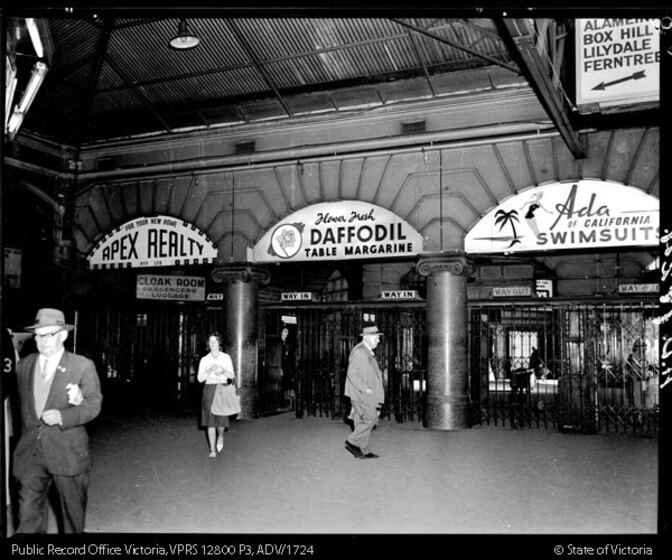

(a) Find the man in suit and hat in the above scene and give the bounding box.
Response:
[344,325,385,459]
[12,308,102,533]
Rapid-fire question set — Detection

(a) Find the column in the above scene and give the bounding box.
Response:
[417,253,470,430]
[212,264,271,418]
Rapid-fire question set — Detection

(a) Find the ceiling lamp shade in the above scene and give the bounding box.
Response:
[169,19,200,50]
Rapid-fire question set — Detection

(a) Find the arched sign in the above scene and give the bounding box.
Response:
[88,215,218,269]
[247,201,424,263]
[465,180,659,254]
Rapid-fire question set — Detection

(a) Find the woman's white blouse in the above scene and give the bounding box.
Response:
[197,352,235,384]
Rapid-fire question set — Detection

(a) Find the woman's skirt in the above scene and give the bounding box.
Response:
[201,384,231,428]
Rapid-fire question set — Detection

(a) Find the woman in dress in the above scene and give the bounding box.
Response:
[519,191,552,237]
[197,332,236,457]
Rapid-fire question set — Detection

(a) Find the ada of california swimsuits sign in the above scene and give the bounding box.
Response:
[247,201,424,263]
[88,215,218,269]
[465,180,658,254]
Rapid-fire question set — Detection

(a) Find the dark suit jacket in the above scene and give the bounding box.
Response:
[13,351,102,477]
[344,342,384,409]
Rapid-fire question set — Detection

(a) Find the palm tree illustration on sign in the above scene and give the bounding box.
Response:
[494,208,521,248]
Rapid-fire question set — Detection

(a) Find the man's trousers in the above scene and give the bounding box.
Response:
[15,439,89,533]
[346,399,379,454]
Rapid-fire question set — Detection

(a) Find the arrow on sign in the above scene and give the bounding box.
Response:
[592,70,646,91]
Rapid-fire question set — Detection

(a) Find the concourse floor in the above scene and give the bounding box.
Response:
[11,411,657,537]
[74,411,658,535]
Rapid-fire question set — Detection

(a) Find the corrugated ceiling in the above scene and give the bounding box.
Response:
[11,16,523,146]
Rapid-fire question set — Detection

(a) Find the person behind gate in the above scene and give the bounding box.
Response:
[12,308,103,534]
[344,325,385,459]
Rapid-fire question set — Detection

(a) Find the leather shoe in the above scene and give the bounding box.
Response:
[362,452,379,459]
[345,441,364,458]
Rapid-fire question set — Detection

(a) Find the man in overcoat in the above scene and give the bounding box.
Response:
[344,325,385,459]
[12,308,102,533]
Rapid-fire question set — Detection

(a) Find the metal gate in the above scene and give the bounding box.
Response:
[75,299,659,433]
[260,302,427,422]
[74,304,223,415]
[469,301,659,434]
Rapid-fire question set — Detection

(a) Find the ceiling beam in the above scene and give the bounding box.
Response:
[405,30,437,97]
[76,19,114,145]
[226,20,293,118]
[104,52,173,135]
[390,18,520,73]
[501,18,585,159]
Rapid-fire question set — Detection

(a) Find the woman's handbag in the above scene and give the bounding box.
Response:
[211,383,241,416]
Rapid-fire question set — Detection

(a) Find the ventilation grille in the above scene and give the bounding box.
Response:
[235,140,256,154]
[401,120,426,135]
[96,156,116,171]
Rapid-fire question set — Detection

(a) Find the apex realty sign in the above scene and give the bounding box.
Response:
[89,215,218,269]
[576,18,659,107]
[465,180,658,254]
[247,201,423,263]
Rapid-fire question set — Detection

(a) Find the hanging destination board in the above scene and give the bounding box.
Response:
[576,18,660,108]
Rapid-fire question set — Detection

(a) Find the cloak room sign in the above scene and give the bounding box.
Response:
[247,201,424,263]
[576,18,660,108]
[465,180,658,254]
[136,274,206,302]
[88,215,218,269]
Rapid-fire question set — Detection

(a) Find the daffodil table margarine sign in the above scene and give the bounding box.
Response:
[248,201,424,263]
[465,181,658,254]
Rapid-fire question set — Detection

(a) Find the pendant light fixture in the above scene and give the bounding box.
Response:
[7,61,48,140]
[169,19,200,50]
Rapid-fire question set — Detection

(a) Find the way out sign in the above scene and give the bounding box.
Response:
[576,18,659,108]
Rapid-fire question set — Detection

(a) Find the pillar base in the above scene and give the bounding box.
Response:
[423,395,469,430]
[236,388,257,419]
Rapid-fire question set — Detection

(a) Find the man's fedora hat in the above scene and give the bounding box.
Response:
[25,308,75,332]
[361,326,383,336]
